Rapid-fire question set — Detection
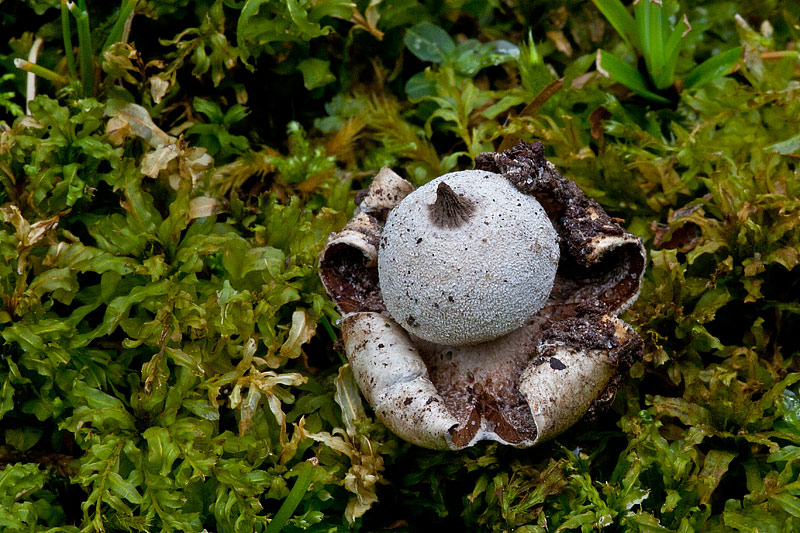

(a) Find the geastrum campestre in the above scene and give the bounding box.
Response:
[319,142,646,450]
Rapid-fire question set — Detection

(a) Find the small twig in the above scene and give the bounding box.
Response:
[499,78,564,152]
[121,4,135,43]
[23,37,44,114]
[68,1,94,97]
[267,461,315,533]
[61,0,77,79]
[761,51,800,60]
[15,58,69,86]
[102,0,138,54]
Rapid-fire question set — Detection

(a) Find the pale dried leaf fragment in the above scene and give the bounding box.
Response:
[231,369,306,439]
[279,417,308,465]
[140,137,213,189]
[149,75,170,104]
[141,143,180,178]
[596,49,610,78]
[546,30,573,57]
[344,464,381,522]
[289,362,386,521]
[299,423,384,522]
[188,197,218,219]
[106,116,131,145]
[14,116,45,131]
[279,310,316,361]
[105,98,172,147]
[1,205,30,242]
[26,216,59,249]
[334,364,367,438]
[142,342,167,394]
[681,14,692,38]
[0,205,61,273]
[183,146,213,186]
[350,0,384,39]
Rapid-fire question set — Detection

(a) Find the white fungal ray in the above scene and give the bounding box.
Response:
[355,166,415,215]
[519,321,623,444]
[342,312,459,450]
[342,312,639,450]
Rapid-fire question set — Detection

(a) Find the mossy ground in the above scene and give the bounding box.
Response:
[1,0,799,531]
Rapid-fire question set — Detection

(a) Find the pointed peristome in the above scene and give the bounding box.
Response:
[428,182,475,229]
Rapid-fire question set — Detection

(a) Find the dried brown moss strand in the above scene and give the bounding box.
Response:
[428,182,475,228]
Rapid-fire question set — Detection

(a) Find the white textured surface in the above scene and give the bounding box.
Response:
[519,344,615,443]
[378,170,559,346]
[342,312,459,449]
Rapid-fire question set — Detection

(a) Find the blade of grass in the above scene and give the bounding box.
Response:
[648,0,665,85]
[596,50,670,103]
[61,0,77,80]
[684,46,743,89]
[518,31,553,95]
[267,461,314,533]
[68,0,94,96]
[102,0,138,54]
[499,78,564,152]
[14,59,69,85]
[319,315,339,345]
[21,37,44,115]
[766,134,800,155]
[655,14,691,89]
[635,0,653,77]
[592,0,640,51]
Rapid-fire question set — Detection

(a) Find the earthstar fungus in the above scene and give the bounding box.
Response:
[319,142,646,450]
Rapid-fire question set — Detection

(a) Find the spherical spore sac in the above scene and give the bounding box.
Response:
[378,170,560,346]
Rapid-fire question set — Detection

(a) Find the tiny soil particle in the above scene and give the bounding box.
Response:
[549,357,567,370]
[407,315,418,327]
[354,189,369,206]
[403,397,413,406]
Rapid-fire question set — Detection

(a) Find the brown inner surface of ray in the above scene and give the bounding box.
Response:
[412,325,544,447]
[318,244,385,315]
